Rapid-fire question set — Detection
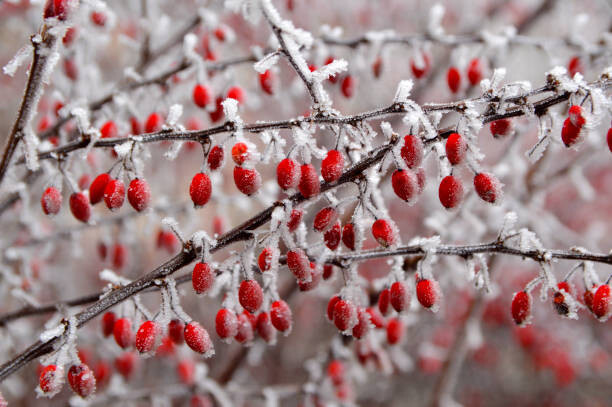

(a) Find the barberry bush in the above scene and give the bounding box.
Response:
[0,0,611,405]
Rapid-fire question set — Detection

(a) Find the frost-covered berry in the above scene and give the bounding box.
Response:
[324,222,342,250]
[410,52,431,78]
[100,120,117,139]
[287,248,311,281]
[44,0,72,20]
[327,295,341,321]
[145,112,163,133]
[473,173,502,204]
[401,134,424,169]
[256,312,276,343]
[390,281,410,313]
[258,247,276,272]
[592,284,611,320]
[366,307,385,328]
[234,166,262,195]
[135,321,161,354]
[67,363,96,398]
[184,321,213,355]
[561,117,583,147]
[352,308,370,339]
[226,86,244,104]
[298,163,320,198]
[192,262,215,294]
[511,291,532,326]
[321,150,344,183]
[553,282,572,316]
[189,172,212,207]
[168,319,185,344]
[298,262,322,291]
[333,299,357,332]
[101,311,116,337]
[392,169,419,203]
[324,57,338,83]
[231,142,249,165]
[568,105,586,127]
[342,223,355,250]
[41,187,62,215]
[127,178,150,212]
[259,70,275,95]
[371,219,396,247]
[239,280,264,313]
[208,145,225,170]
[89,173,111,205]
[277,158,300,190]
[568,56,583,77]
[103,179,125,211]
[378,288,391,316]
[270,300,292,332]
[313,207,338,232]
[193,84,211,108]
[447,66,461,93]
[39,364,63,395]
[467,58,483,86]
[70,192,91,223]
[114,352,136,379]
[235,312,255,344]
[113,318,134,349]
[341,75,355,98]
[445,133,467,165]
[438,175,463,209]
[386,318,404,344]
[215,309,238,339]
[416,278,441,310]
[287,208,303,232]
[490,119,513,137]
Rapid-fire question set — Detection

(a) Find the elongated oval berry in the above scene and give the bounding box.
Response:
[298,164,320,198]
[168,319,185,344]
[333,299,357,332]
[372,219,396,247]
[341,75,355,98]
[324,57,338,83]
[235,312,255,344]
[44,0,72,20]
[67,364,96,398]
[193,84,211,108]
[89,173,111,205]
[568,105,586,128]
[439,175,464,209]
[352,308,370,339]
[490,119,512,138]
[299,263,322,291]
[366,307,385,329]
[259,70,275,95]
[568,56,583,77]
[234,166,262,195]
[372,56,383,78]
[378,288,391,316]
[192,262,215,294]
[270,300,292,332]
[447,66,461,93]
[41,186,62,215]
[239,280,264,313]
[287,248,310,281]
[101,312,116,337]
[446,133,467,165]
[327,295,341,321]
[607,128,612,153]
[392,169,419,203]
[417,278,441,310]
[256,312,276,343]
[111,242,126,269]
[324,222,342,250]
[561,117,582,147]
[115,352,136,379]
[467,58,483,86]
[474,173,502,204]
[258,247,276,272]
[100,120,117,139]
[227,86,244,104]
[411,52,431,78]
[321,150,344,183]
[387,318,404,345]
[127,178,150,212]
[209,97,224,123]
[511,291,532,326]
[190,172,212,207]
[231,142,249,165]
[177,359,195,385]
[145,112,163,133]
[207,145,224,170]
[313,207,338,232]
[215,309,238,339]
[113,318,134,349]
[327,359,345,385]
[323,264,334,280]
[401,134,423,169]
[277,158,300,190]
[287,208,303,232]
[39,364,63,394]
[70,192,91,223]
[184,321,213,355]
[103,179,125,211]
[592,284,611,320]
[342,223,355,250]
[135,321,161,354]
[390,281,410,313]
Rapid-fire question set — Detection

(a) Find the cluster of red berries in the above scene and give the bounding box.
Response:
[446,58,485,93]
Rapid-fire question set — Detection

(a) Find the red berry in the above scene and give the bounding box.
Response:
[215,308,238,339]
[333,299,357,332]
[352,308,370,339]
[231,142,249,165]
[342,223,355,250]
[270,300,293,332]
[91,11,106,26]
[568,56,583,77]
[258,247,277,272]
[592,284,611,320]
[568,105,586,127]
[113,318,134,349]
[78,174,91,190]
[67,364,96,398]
[324,222,342,250]
[561,117,583,147]
[93,361,111,389]
[63,27,77,46]
[366,307,385,329]
[325,57,338,83]
[193,84,211,108]
[184,321,213,354]
[157,229,179,253]
[177,359,195,385]
[341,75,355,98]
[446,133,467,165]
[298,262,322,291]
[109,244,126,268]
[259,70,275,95]
[190,395,214,407]
[104,179,125,211]
[226,86,244,104]
[390,281,410,313]
[386,318,404,344]
[438,175,464,209]
[101,312,116,337]
[127,178,150,211]
[209,97,224,123]
[41,186,62,215]
[100,120,118,139]
[168,319,185,345]
[372,56,383,78]
[490,119,512,137]
[192,262,215,294]
[313,207,338,232]
[327,360,345,385]
[607,128,612,153]
[39,364,62,394]
[89,173,111,205]
[287,248,311,281]
[135,321,161,354]
[298,163,320,198]
[277,158,300,190]
[410,52,431,78]
[553,289,571,316]
[392,169,419,203]
[235,312,255,344]
[233,166,262,195]
[467,58,483,86]
[378,288,391,316]
[44,0,71,20]
[207,145,225,170]
[511,291,532,326]
[584,287,596,312]
[401,134,424,169]
[130,117,141,135]
[447,66,461,93]
[189,172,212,207]
[115,352,136,379]
[321,150,344,183]
[239,280,264,313]
[256,312,276,343]
[474,172,502,204]
[416,278,441,310]
[287,208,303,232]
[145,113,163,133]
[63,58,78,80]
[371,219,396,247]
[323,264,334,280]
[70,192,91,222]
